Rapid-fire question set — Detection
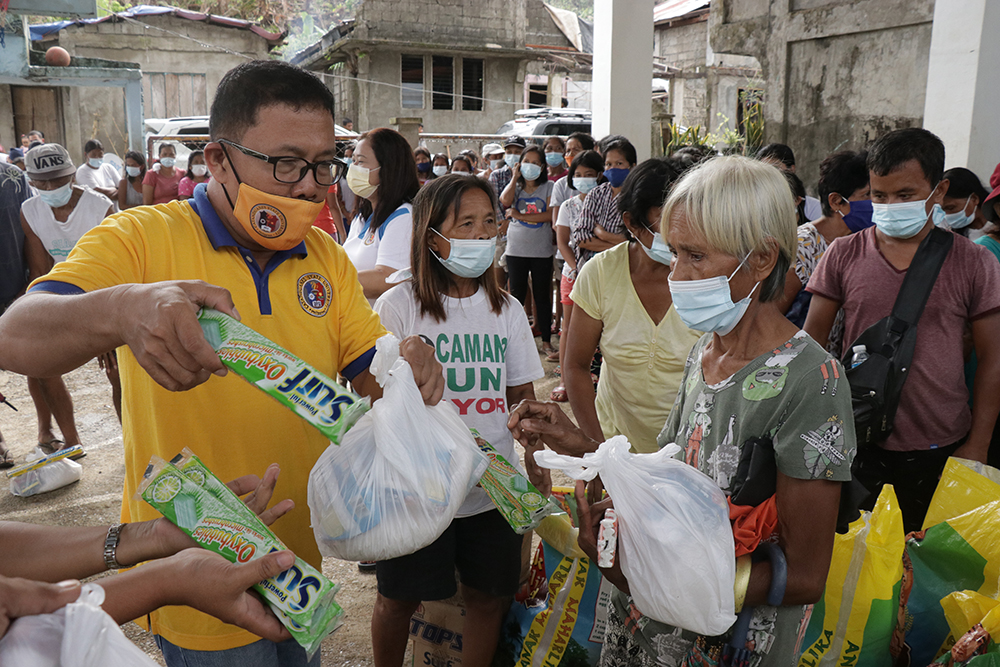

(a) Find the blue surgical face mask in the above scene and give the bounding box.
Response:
[938,195,975,230]
[638,223,673,265]
[343,157,353,166]
[838,198,874,233]
[574,177,598,194]
[159,157,176,168]
[431,228,497,278]
[38,182,74,208]
[490,159,504,171]
[545,152,564,167]
[603,167,630,188]
[504,153,521,170]
[88,157,103,169]
[416,161,431,173]
[520,162,543,181]
[668,254,760,335]
[872,196,943,239]
[126,166,141,178]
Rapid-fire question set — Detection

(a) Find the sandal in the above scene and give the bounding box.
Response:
[545,347,560,362]
[553,365,561,377]
[549,386,568,402]
[38,439,61,455]
[0,446,13,469]
[541,343,557,358]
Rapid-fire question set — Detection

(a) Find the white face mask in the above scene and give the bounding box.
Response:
[489,159,504,171]
[432,165,448,177]
[191,164,208,178]
[159,157,176,169]
[38,182,74,208]
[126,166,141,178]
[88,157,103,169]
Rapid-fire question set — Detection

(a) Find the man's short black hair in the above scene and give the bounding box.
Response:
[867,127,945,188]
[818,150,869,216]
[210,60,336,141]
[755,143,795,169]
[617,157,681,230]
[28,129,44,139]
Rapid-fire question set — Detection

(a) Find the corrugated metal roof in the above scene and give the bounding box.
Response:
[654,0,710,24]
[29,4,285,45]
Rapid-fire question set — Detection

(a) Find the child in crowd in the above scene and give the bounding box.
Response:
[371,174,544,667]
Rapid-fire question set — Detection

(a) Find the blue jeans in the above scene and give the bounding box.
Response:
[154,635,320,667]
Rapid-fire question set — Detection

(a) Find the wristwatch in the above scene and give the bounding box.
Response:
[104,523,124,570]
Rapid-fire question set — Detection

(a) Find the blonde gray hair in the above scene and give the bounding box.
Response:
[661,155,797,302]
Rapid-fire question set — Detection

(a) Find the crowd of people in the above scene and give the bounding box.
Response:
[0,57,999,667]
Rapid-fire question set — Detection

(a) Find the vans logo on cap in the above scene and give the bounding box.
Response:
[33,154,67,170]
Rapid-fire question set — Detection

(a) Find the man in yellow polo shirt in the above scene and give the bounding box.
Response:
[0,60,442,667]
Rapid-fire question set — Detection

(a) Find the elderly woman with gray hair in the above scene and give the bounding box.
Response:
[509,156,856,667]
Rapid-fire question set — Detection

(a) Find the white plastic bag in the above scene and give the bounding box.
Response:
[534,435,737,636]
[0,583,159,667]
[308,335,488,561]
[8,447,82,497]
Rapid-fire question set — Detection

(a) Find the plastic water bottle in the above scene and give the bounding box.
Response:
[850,345,869,369]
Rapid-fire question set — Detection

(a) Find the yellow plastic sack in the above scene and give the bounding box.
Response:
[797,485,905,667]
[941,591,1000,642]
[923,458,1000,529]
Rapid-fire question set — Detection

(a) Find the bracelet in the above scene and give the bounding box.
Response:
[104,523,124,570]
[734,554,752,613]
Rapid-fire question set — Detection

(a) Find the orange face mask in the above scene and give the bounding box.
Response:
[229,181,324,251]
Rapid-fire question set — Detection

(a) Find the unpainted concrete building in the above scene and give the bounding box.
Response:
[22,8,281,162]
[654,1,761,141]
[291,0,589,150]
[710,0,934,193]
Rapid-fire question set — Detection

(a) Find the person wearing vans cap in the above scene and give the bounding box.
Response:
[20,143,115,461]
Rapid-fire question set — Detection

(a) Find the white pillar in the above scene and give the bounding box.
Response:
[592,0,655,161]
[923,0,1000,183]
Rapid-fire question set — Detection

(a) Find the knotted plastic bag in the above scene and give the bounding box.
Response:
[308,335,488,561]
[534,436,736,636]
[0,583,159,666]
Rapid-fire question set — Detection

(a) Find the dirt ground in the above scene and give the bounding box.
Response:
[0,339,568,666]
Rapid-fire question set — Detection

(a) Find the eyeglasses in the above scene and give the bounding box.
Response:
[218,139,346,186]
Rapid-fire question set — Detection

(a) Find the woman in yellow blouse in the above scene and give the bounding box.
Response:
[565,158,702,452]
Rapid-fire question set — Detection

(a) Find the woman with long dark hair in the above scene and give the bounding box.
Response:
[342,128,420,304]
[117,150,146,210]
[371,174,543,667]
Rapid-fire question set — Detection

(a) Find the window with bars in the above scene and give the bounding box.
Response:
[401,55,424,109]
[432,56,454,110]
[462,58,484,111]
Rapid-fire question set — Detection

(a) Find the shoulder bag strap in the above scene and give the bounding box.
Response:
[886,227,954,337]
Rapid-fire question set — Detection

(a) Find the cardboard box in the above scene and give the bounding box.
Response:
[410,595,465,667]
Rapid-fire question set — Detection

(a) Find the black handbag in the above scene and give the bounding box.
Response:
[842,227,953,449]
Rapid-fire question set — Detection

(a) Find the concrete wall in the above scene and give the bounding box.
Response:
[30,15,270,162]
[711,0,934,194]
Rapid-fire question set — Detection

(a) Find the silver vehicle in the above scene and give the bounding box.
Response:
[495,108,591,139]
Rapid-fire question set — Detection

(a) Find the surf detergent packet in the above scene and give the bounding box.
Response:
[138,454,342,657]
[470,429,556,534]
[197,308,368,445]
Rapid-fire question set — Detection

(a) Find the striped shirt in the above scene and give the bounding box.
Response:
[571,182,623,268]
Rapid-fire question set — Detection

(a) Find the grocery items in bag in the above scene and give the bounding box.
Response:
[534,436,736,636]
[7,445,83,497]
[0,583,159,667]
[308,335,488,561]
[198,308,368,444]
[138,454,342,657]
[471,428,556,534]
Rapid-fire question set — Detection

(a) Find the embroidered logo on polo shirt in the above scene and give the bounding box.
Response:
[297,273,332,317]
[363,223,378,246]
[250,203,287,238]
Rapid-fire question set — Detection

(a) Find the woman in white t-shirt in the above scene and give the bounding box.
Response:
[74,138,119,205]
[551,149,603,402]
[342,128,420,304]
[372,174,544,667]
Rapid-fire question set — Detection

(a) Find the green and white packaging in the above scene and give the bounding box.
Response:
[471,429,557,534]
[197,308,368,445]
[138,454,343,657]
